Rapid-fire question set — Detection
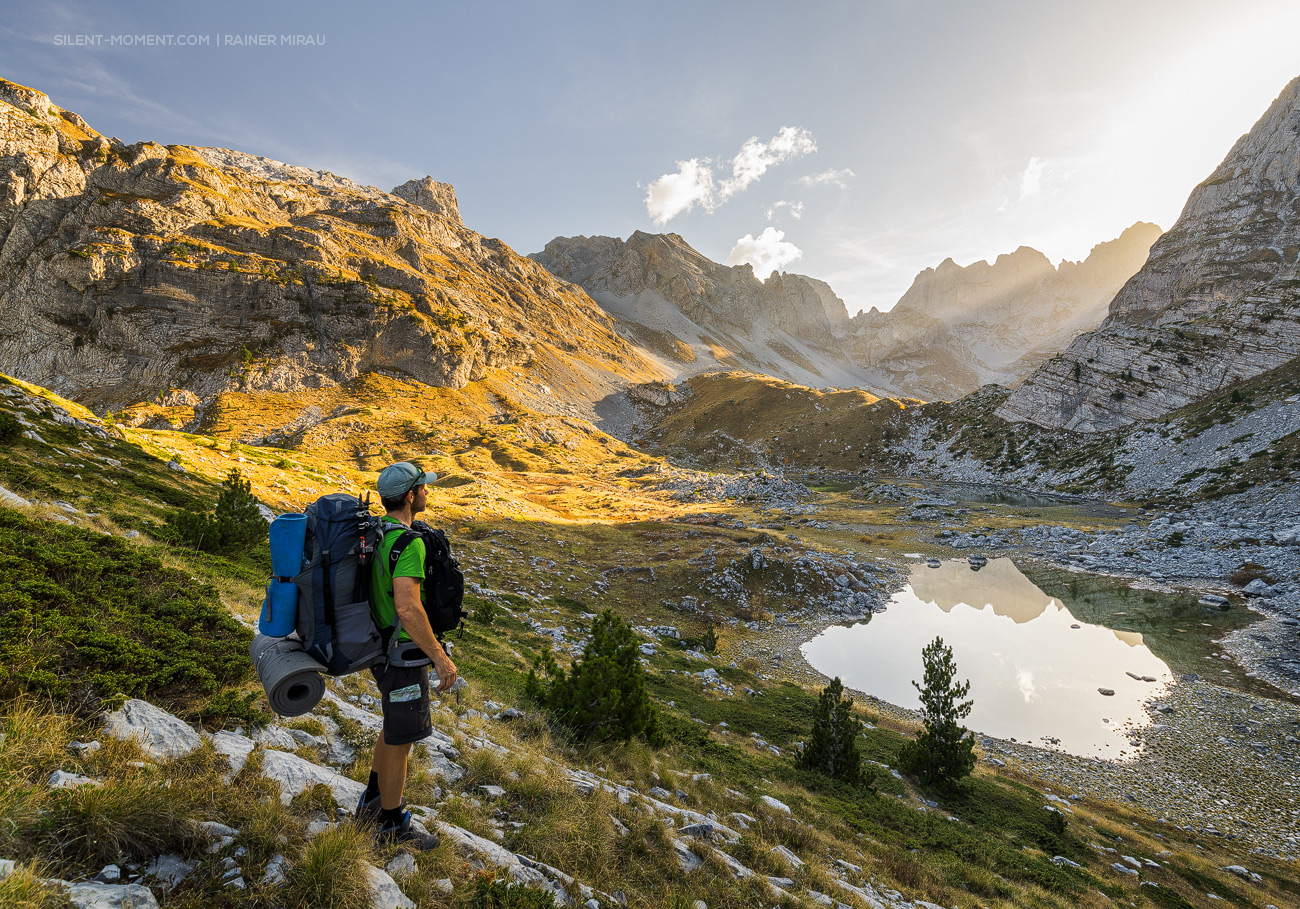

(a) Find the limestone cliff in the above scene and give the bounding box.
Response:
[998,75,1300,431]
[0,78,658,412]
[849,224,1162,401]
[530,231,876,389]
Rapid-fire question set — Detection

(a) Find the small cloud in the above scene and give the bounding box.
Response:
[643,127,816,224]
[644,158,717,225]
[726,227,803,278]
[719,126,816,200]
[1019,156,1046,199]
[764,200,805,221]
[797,168,855,189]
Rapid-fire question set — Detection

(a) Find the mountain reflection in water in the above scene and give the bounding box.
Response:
[801,558,1173,759]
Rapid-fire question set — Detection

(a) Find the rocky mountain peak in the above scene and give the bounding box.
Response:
[530,231,869,389]
[998,75,1300,432]
[391,176,462,225]
[0,79,658,411]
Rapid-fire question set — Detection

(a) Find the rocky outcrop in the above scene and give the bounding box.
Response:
[530,231,878,389]
[0,78,657,411]
[999,75,1300,431]
[850,224,1162,400]
[390,176,461,226]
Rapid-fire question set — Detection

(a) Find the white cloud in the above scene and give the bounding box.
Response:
[765,200,805,221]
[725,227,803,278]
[644,158,717,225]
[1019,156,1046,199]
[719,126,817,199]
[797,168,855,189]
[643,127,816,224]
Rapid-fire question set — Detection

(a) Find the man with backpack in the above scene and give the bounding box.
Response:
[355,460,459,848]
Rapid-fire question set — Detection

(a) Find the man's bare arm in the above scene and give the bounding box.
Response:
[393,575,458,691]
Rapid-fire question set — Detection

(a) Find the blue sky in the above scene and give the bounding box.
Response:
[4,1,1298,313]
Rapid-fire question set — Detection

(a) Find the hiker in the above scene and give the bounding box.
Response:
[356,460,458,847]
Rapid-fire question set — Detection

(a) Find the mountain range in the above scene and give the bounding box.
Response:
[531,224,1161,402]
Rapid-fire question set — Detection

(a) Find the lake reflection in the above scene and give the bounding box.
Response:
[800,558,1173,759]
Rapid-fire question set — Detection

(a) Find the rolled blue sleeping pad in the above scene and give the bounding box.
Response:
[269,513,307,578]
[260,579,298,637]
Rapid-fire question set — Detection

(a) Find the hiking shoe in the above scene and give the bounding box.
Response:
[376,810,439,850]
[355,792,402,826]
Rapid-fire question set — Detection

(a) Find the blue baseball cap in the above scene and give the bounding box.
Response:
[377,461,437,497]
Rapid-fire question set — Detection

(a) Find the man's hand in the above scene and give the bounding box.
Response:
[431,649,458,692]
[394,576,458,691]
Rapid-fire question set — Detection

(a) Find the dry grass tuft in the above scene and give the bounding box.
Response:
[283,824,376,909]
[0,862,73,909]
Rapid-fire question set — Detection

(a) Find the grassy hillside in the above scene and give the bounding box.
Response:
[2,372,1297,909]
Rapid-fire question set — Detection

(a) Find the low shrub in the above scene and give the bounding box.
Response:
[0,509,252,708]
[0,411,21,444]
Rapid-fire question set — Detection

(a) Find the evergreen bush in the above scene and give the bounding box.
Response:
[0,411,21,444]
[701,624,718,653]
[0,509,251,707]
[472,598,500,626]
[898,636,976,787]
[797,676,866,784]
[525,609,662,745]
[168,468,266,556]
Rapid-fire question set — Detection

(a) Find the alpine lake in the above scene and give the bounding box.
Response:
[795,479,1268,761]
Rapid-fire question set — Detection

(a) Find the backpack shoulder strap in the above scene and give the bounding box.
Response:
[387,529,422,577]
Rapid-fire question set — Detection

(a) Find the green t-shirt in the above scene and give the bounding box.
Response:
[371,516,427,643]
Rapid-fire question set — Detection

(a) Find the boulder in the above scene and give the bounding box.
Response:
[49,770,101,789]
[0,484,30,508]
[251,725,298,750]
[260,854,289,887]
[61,881,160,908]
[671,839,702,872]
[435,822,550,886]
[1242,579,1277,598]
[102,700,201,761]
[143,854,196,891]
[385,853,418,880]
[771,844,804,869]
[759,795,791,814]
[209,731,254,780]
[320,690,384,734]
[258,749,366,808]
[424,751,465,783]
[365,865,415,909]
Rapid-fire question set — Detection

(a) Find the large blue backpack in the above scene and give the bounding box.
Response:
[292,493,386,675]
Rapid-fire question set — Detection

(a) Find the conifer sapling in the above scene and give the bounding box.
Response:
[797,676,865,784]
[899,636,976,787]
[526,608,662,744]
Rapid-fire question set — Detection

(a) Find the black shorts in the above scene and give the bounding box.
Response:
[370,662,432,745]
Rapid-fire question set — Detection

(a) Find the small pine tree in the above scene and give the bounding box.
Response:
[525,609,662,745]
[898,636,976,787]
[797,677,865,784]
[169,468,266,555]
[701,625,718,653]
